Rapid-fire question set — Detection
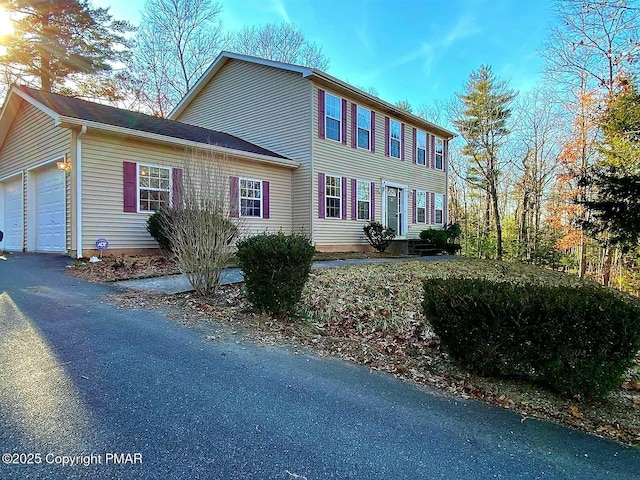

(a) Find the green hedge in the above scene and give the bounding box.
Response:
[423,278,640,399]
[236,231,315,315]
[146,209,173,252]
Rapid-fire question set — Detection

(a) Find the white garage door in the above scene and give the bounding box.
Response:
[2,178,23,251]
[35,166,65,252]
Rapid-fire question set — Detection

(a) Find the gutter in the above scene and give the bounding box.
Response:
[57,116,300,170]
[76,125,87,258]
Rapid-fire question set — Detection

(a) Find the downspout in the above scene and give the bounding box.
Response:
[76,125,87,258]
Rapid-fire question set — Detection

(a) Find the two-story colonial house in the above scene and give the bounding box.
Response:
[0,52,454,257]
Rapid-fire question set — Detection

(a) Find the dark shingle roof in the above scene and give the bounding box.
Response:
[16,85,288,160]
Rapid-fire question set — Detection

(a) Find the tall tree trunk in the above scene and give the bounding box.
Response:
[40,10,52,92]
[491,181,503,260]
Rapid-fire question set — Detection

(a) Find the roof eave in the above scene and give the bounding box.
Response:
[58,116,299,169]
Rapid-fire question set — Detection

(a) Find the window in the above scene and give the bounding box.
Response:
[357,106,371,150]
[138,164,170,212]
[357,180,371,220]
[435,137,444,170]
[435,193,444,224]
[325,93,342,142]
[416,130,426,165]
[240,178,262,217]
[325,175,342,219]
[416,190,426,223]
[389,119,401,158]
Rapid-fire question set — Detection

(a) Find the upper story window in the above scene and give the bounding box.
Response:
[435,137,444,170]
[357,180,371,220]
[240,178,262,217]
[138,164,170,212]
[416,190,426,223]
[325,174,342,219]
[434,193,444,224]
[357,106,371,150]
[389,119,401,158]
[416,130,426,165]
[325,93,342,142]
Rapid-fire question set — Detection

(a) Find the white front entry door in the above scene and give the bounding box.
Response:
[35,166,65,252]
[2,178,23,251]
[384,185,405,237]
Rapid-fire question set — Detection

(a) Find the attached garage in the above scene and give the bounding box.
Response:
[1,176,23,251]
[33,165,66,252]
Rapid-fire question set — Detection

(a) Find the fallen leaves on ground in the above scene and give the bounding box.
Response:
[67,255,179,282]
[106,258,640,447]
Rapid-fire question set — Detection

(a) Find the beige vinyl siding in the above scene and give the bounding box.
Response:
[0,101,71,251]
[312,85,447,246]
[174,59,313,236]
[81,134,293,252]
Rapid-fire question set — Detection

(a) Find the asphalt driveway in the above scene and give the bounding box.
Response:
[0,253,638,480]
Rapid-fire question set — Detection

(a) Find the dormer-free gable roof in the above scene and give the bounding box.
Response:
[169,51,456,140]
[0,85,299,168]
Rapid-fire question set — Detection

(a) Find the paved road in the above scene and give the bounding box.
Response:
[0,253,638,480]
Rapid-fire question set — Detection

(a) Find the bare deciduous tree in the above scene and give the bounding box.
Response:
[132,0,229,116]
[231,22,329,70]
[161,150,242,296]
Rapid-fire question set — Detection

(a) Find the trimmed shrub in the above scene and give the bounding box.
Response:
[420,228,448,245]
[364,221,396,252]
[147,209,173,252]
[236,231,315,315]
[423,278,640,399]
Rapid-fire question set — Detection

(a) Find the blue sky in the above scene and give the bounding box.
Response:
[94,0,556,112]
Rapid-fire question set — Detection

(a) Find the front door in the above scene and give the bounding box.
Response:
[386,187,401,235]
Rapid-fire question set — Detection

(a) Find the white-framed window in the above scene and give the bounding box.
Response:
[389,119,401,158]
[435,193,444,224]
[325,93,342,142]
[416,190,426,223]
[325,174,342,219]
[357,106,371,150]
[240,178,262,217]
[416,130,426,165]
[435,137,444,170]
[138,163,171,212]
[357,180,371,220]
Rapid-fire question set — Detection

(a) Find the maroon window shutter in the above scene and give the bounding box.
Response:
[318,89,325,139]
[341,176,347,219]
[431,135,436,169]
[384,116,390,157]
[443,139,449,173]
[371,111,376,153]
[172,168,182,208]
[443,191,447,225]
[425,134,430,168]
[412,189,417,223]
[351,104,357,148]
[424,191,430,224]
[401,123,406,160]
[430,192,436,224]
[229,176,239,218]
[412,127,417,164]
[123,161,137,213]
[341,98,347,144]
[262,180,270,219]
[351,178,357,220]
[318,173,325,219]
[370,182,376,221]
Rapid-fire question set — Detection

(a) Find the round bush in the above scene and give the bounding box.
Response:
[423,278,640,399]
[236,232,315,315]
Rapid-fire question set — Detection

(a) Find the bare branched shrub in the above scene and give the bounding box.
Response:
[161,149,242,296]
